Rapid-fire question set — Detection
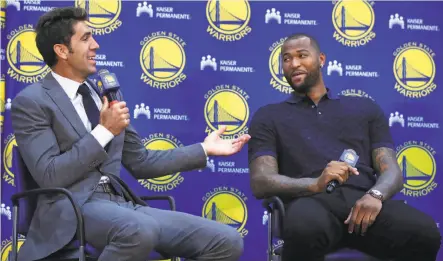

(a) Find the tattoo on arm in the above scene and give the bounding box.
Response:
[249,155,318,199]
[371,147,403,200]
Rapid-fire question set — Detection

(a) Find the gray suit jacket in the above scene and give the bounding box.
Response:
[10,73,207,261]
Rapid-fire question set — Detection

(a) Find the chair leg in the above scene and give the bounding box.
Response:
[267,211,273,261]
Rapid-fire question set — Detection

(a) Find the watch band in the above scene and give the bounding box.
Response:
[367,189,384,201]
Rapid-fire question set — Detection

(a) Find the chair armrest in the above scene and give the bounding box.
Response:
[262,196,285,217]
[262,196,285,233]
[139,195,176,211]
[10,188,86,261]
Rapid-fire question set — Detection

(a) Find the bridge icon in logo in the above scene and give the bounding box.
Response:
[76,0,121,28]
[332,0,375,40]
[397,145,436,191]
[393,48,434,91]
[140,37,185,81]
[206,0,250,34]
[269,44,289,86]
[202,191,247,232]
[7,30,47,76]
[204,90,248,135]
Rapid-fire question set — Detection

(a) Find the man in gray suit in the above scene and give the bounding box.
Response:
[11,7,251,261]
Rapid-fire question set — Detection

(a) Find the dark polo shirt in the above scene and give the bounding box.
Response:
[248,90,394,195]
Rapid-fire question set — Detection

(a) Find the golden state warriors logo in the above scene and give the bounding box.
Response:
[393,42,436,98]
[332,0,376,47]
[3,134,16,187]
[202,187,249,237]
[6,25,50,83]
[396,141,437,197]
[268,38,292,94]
[339,89,374,100]
[138,133,184,191]
[204,84,249,139]
[206,0,252,41]
[1,238,25,261]
[140,32,187,89]
[75,0,122,35]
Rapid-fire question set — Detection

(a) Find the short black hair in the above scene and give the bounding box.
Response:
[283,33,321,54]
[35,7,87,67]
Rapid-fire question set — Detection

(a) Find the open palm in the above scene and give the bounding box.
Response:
[203,126,251,156]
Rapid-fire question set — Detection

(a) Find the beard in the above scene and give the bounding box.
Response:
[285,63,321,94]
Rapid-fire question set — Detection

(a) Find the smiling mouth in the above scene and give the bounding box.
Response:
[88,56,96,61]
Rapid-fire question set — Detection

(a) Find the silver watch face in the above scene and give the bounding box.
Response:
[372,190,382,196]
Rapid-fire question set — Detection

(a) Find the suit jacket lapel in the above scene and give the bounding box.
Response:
[42,73,88,137]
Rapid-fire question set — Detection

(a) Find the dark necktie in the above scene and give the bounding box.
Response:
[77,83,100,130]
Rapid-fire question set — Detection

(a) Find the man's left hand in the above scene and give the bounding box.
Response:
[202,126,251,156]
[344,194,382,236]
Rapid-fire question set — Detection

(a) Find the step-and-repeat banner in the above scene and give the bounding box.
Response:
[1,1,442,260]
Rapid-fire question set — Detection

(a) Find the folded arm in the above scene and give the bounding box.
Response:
[11,95,109,188]
[249,155,318,199]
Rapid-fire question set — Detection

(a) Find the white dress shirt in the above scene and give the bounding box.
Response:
[51,71,113,183]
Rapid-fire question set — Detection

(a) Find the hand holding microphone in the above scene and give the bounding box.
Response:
[96,69,130,136]
[315,149,360,193]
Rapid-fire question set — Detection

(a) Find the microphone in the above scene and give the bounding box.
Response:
[96,69,120,107]
[326,149,359,194]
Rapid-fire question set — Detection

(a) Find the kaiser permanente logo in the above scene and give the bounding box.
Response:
[6,24,51,83]
[4,0,57,13]
[396,141,437,197]
[331,0,376,47]
[264,8,318,26]
[393,42,436,98]
[389,111,439,129]
[136,1,191,20]
[202,187,249,238]
[389,13,439,32]
[139,31,187,89]
[203,84,250,140]
[327,59,379,78]
[75,0,122,35]
[200,55,254,73]
[133,103,189,121]
[206,0,252,42]
[138,133,185,191]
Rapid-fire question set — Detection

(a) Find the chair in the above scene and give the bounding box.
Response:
[262,196,383,261]
[8,146,179,261]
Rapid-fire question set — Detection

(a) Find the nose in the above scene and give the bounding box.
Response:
[291,58,301,69]
[91,37,100,50]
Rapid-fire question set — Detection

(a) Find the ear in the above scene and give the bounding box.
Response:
[53,44,69,61]
[319,52,326,68]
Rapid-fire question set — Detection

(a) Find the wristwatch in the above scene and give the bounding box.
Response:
[366,189,384,201]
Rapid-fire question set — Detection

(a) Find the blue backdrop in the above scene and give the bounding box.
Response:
[1,1,443,260]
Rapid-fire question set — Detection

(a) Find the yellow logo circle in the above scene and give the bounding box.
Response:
[332,0,375,40]
[206,0,251,34]
[143,138,180,185]
[393,47,435,91]
[3,136,17,181]
[1,239,25,261]
[75,0,121,29]
[204,89,249,135]
[202,191,247,232]
[397,145,436,190]
[6,29,48,77]
[269,43,289,87]
[140,36,185,82]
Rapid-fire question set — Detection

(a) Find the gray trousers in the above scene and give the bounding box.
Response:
[80,190,243,261]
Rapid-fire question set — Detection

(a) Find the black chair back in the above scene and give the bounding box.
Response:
[13,146,39,235]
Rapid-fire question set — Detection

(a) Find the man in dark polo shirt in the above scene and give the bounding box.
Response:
[248,33,441,261]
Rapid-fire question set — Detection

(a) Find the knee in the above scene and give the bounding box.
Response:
[221,227,244,259]
[412,221,441,253]
[113,221,159,252]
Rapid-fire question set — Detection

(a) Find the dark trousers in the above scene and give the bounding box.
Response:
[281,186,441,261]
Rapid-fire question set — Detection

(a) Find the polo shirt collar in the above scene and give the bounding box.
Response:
[286,88,339,104]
